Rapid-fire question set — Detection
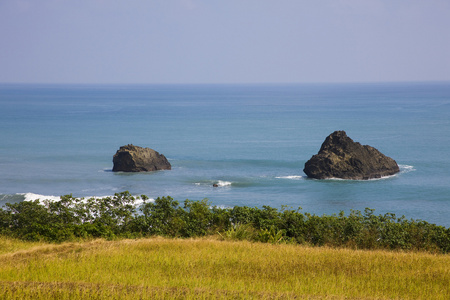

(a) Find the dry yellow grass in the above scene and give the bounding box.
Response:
[0,236,448,299]
[0,236,45,255]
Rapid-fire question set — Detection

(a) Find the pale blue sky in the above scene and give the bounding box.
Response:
[1,0,449,84]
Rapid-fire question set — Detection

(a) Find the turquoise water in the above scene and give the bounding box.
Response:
[1,82,449,227]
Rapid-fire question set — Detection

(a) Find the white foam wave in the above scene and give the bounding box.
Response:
[21,193,61,202]
[369,174,397,181]
[215,180,232,187]
[303,164,415,182]
[332,174,400,181]
[21,193,152,205]
[322,175,395,181]
[275,175,304,180]
[399,164,415,173]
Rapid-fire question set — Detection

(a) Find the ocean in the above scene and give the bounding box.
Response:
[1,82,449,227]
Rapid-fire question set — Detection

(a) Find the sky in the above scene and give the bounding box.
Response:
[1,0,449,84]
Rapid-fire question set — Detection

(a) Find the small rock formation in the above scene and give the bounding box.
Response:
[303,131,399,180]
[112,144,171,172]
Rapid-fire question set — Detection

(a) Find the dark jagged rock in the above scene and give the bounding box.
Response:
[303,131,399,180]
[112,144,171,172]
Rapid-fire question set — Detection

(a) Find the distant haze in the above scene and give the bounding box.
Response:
[1,0,449,84]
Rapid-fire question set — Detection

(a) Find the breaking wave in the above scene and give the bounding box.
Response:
[399,164,415,173]
[275,175,305,180]
[0,193,153,206]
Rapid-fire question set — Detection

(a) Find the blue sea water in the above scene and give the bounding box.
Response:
[1,82,449,227]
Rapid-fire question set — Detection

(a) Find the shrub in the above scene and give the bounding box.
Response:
[0,193,448,253]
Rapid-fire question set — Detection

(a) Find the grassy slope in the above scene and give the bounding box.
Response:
[0,236,449,299]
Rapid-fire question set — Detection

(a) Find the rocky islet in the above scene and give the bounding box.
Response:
[112,144,171,172]
[303,131,400,180]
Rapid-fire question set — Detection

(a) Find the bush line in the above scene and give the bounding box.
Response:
[0,191,448,253]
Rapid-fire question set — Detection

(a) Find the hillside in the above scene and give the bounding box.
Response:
[1,237,448,299]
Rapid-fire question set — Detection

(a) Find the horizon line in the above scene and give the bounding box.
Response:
[1,80,450,87]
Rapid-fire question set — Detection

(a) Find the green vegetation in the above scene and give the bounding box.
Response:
[0,191,449,253]
[0,237,449,299]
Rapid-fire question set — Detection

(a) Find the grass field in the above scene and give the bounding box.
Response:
[0,236,449,299]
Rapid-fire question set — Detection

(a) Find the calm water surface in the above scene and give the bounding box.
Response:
[1,82,449,226]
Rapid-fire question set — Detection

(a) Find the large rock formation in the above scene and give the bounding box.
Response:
[112,144,171,172]
[303,131,399,180]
